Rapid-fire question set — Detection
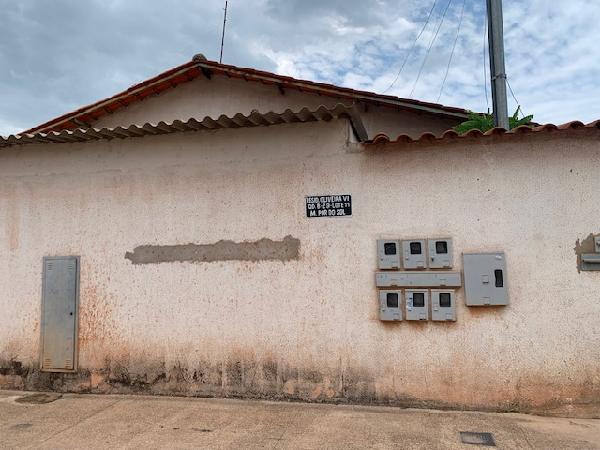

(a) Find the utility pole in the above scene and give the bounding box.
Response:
[219,1,228,64]
[486,0,509,129]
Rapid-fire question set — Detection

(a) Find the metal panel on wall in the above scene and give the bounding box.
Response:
[40,256,79,372]
[463,252,508,306]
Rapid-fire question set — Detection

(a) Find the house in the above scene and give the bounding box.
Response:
[1,55,599,417]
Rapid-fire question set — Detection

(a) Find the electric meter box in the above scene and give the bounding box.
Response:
[431,290,456,321]
[402,239,427,269]
[377,240,401,270]
[428,238,453,269]
[406,289,429,321]
[463,252,508,306]
[379,290,402,321]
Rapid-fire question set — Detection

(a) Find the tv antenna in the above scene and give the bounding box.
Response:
[219,1,228,64]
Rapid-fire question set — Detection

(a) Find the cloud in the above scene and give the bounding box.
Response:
[0,0,598,134]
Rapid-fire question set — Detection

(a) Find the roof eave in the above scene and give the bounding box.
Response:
[3,104,368,149]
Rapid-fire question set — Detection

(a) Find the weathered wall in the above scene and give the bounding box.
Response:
[93,74,459,139]
[1,120,599,417]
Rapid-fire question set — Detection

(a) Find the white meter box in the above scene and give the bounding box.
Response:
[463,252,508,306]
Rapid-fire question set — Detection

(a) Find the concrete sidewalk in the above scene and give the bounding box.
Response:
[0,390,598,449]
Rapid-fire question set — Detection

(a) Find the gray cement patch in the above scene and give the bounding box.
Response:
[125,235,300,264]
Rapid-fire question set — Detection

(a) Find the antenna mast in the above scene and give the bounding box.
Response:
[219,1,228,64]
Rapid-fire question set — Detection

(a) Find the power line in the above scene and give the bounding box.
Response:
[437,0,466,102]
[383,0,439,94]
[506,78,525,117]
[409,0,453,98]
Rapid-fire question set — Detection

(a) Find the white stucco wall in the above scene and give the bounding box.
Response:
[93,75,459,139]
[1,120,599,415]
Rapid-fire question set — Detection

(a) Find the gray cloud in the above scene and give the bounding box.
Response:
[0,0,598,134]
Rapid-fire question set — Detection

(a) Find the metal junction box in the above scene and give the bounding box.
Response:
[377,239,400,270]
[375,271,462,288]
[581,235,600,271]
[463,252,508,306]
[428,238,453,269]
[379,290,402,321]
[431,290,456,321]
[406,289,429,321]
[581,253,600,271]
[402,239,427,269]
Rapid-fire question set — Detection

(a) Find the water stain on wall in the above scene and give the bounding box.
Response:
[5,188,20,252]
[125,235,300,264]
[78,284,120,367]
[2,353,598,418]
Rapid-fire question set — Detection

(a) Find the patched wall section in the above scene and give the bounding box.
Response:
[125,235,300,264]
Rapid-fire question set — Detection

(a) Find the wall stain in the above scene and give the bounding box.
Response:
[1,354,599,418]
[78,284,120,366]
[5,188,20,252]
[125,235,300,264]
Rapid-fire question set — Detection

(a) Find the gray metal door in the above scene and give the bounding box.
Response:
[41,256,79,372]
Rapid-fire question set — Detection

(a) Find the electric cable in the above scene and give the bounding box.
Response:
[382,0,439,94]
[506,78,525,117]
[437,0,466,102]
[409,0,453,98]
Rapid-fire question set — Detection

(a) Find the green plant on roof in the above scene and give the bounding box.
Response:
[454,107,533,134]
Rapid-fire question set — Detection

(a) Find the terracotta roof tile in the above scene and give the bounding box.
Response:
[365,121,600,147]
[2,104,366,148]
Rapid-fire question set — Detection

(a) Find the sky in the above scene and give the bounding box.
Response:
[1,0,598,135]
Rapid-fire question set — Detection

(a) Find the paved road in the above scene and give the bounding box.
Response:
[0,390,598,449]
